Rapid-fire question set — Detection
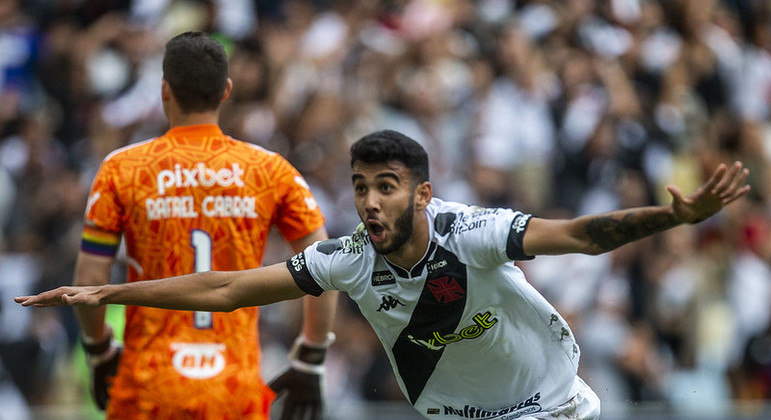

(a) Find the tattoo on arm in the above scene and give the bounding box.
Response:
[584,210,678,253]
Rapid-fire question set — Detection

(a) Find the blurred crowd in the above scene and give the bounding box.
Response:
[0,0,769,418]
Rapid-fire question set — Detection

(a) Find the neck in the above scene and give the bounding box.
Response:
[385,212,430,269]
[167,111,220,128]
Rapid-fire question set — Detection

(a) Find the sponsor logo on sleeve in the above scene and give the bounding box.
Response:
[511,213,531,234]
[450,215,488,235]
[290,252,307,272]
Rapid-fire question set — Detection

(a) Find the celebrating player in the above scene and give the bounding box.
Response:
[17,130,749,419]
[53,31,337,419]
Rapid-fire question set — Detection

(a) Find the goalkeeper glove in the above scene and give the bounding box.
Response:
[82,326,122,410]
[269,333,335,420]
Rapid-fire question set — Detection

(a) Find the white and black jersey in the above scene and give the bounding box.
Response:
[287,198,584,419]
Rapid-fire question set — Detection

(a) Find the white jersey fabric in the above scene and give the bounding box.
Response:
[287,198,593,419]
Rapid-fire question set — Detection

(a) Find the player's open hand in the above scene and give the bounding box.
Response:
[667,161,750,224]
[14,286,103,307]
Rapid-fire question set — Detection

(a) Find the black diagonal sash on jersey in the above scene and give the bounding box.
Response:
[391,246,467,404]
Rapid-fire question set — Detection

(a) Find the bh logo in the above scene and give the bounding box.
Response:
[170,343,226,379]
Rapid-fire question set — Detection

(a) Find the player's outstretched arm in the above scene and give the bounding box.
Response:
[524,161,750,256]
[14,262,306,310]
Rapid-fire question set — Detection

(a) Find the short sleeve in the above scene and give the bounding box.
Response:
[81,158,123,256]
[434,206,535,268]
[287,251,324,296]
[272,157,325,242]
[285,236,364,296]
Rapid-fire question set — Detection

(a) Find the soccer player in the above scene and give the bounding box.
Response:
[61,32,337,419]
[17,130,750,419]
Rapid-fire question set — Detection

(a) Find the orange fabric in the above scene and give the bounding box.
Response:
[84,125,323,419]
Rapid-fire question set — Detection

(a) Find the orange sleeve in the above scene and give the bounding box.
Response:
[81,157,124,256]
[272,156,325,242]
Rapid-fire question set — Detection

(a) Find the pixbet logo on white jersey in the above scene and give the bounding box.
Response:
[157,163,245,195]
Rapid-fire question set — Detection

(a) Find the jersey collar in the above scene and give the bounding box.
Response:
[165,124,224,138]
[384,241,437,279]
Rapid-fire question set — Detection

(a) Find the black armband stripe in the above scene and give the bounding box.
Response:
[506,213,536,261]
[286,253,325,296]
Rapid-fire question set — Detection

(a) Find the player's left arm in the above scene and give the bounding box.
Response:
[15,262,306,309]
[523,161,750,256]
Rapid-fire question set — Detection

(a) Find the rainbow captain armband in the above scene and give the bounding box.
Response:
[81,225,121,257]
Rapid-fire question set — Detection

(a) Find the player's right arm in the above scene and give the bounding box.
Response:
[522,161,749,256]
[16,262,307,310]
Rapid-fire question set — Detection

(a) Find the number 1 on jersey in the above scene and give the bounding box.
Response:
[191,229,213,329]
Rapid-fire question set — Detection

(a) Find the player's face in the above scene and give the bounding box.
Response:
[352,160,416,255]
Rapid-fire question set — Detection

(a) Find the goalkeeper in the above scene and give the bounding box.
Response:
[57,31,337,420]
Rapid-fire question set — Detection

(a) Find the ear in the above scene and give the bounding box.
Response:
[414,181,433,211]
[221,78,233,103]
[161,79,172,102]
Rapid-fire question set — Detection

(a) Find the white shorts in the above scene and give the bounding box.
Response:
[432,376,601,420]
[519,376,601,420]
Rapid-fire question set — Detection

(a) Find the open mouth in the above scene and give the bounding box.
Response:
[367,220,386,241]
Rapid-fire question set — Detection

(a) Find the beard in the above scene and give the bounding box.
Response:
[372,198,414,255]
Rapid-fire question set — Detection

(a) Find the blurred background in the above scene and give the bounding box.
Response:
[0,0,769,419]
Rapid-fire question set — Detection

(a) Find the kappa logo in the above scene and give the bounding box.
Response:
[371,270,396,286]
[427,276,465,303]
[376,295,405,312]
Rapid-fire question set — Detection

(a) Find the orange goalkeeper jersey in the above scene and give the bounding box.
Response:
[82,125,324,420]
